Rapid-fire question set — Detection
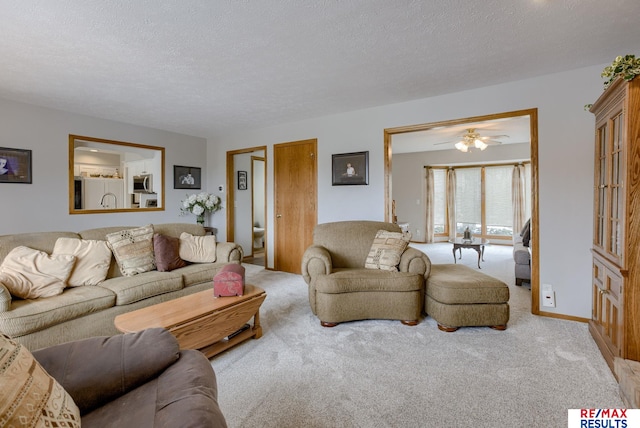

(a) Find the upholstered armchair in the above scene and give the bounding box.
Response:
[301,220,431,327]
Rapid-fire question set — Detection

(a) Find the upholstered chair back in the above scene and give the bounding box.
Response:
[312,221,401,269]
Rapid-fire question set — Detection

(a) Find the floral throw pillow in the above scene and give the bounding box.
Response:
[364,230,411,272]
[0,333,80,428]
[105,225,156,276]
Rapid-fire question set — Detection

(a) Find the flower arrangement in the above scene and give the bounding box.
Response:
[180,192,222,225]
[601,54,640,89]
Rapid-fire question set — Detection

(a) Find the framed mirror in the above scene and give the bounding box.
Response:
[69,135,165,214]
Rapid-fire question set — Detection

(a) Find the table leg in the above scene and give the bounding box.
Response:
[475,247,481,269]
[452,245,457,263]
[481,245,485,261]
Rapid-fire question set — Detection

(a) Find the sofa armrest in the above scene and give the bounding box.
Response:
[399,247,432,279]
[301,245,332,285]
[0,281,11,312]
[216,242,244,263]
[32,328,179,415]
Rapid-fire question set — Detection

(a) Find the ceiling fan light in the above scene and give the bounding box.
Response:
[455,141,468,152]
[474,139,488,150]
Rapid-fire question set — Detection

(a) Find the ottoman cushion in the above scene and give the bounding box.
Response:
[426,264,509,304]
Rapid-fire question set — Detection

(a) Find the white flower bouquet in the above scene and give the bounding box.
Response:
[180,192,222,224]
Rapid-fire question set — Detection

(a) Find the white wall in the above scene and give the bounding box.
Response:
[0,98,208,234]
[208,64,606,319]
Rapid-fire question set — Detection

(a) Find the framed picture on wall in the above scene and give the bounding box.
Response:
[332,151,368,185]
[0,147,32,184]
[174,165,201,189]
[238,170,248,190]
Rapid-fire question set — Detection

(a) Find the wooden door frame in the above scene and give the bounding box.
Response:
[226,146,267,265]
[383,108,540,315]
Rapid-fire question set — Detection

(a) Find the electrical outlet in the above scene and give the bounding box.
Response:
[542,283,556,308]
[416,199,420,205]
[218,185,224,192]
[416,229,420,236]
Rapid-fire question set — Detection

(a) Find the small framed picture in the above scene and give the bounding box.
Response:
[238,170,247,190]
[0,147,32,184]
[332,151,368,186]
[174,165,201,189]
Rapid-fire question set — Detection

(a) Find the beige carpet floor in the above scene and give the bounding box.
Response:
[211,243,622,427]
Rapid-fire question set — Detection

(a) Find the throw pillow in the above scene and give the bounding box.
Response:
[0,333,80,427]
[520,218,531,237]
[105,225,156,276]
[52,237,112,286]
[364,229,410,272]
[0,246,76,299]
[153,233,188,272]
[179,232,217,263]
[522,222,531,247]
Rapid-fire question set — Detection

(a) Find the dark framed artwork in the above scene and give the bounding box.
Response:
[332,151,369,185]
[173,165,201,189]
[237,170,247,190]
[0,147,32,184]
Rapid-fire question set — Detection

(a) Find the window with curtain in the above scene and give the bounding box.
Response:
[485,165,513,236]
[433,169,446,233]
[431,163,530,239]
[455,167,481,234]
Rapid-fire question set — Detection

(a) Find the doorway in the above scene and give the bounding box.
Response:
[274,139,317,274]
[383,108,540,314]
[226,146,267,267]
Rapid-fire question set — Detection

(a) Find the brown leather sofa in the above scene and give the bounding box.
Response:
[32,328,227,428]
[301,220,431,326]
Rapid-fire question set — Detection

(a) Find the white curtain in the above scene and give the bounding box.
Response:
[446,168,457,241]
[512,164,526,234]
[424,168,435,243]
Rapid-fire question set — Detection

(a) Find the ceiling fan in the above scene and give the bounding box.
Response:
[435,128,509,152]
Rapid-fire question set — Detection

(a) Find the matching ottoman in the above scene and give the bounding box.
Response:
[425,264,510,332]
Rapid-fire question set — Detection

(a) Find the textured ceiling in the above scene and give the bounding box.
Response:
[1,1,639,139]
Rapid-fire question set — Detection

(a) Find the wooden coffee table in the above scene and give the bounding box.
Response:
[115,284,266,358]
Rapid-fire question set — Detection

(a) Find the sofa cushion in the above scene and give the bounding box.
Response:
[154,233,187,272]
[0,333,80,427]
[177,263,229,288]
[52,238,112,286]
[82,350,226,428]
[0,231,80,264]
[0,286,116,337]
[364,230,410,272]
[314,268,423,294]
[106,225,156,276]
[99,271,183,305]
[313,221,403,269]
[0,246,76,299]
[32,328,180,415]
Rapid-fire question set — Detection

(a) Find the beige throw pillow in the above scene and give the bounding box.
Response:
[364,230,410,272]
[0,333,81,428]
[0,246,76,299]
[179,232,217,263]
[105,225,156,276]
[53,237,112,286]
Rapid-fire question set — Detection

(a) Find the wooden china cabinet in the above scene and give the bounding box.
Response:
[588,77,640,376]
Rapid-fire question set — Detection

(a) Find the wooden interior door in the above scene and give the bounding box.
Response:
[274,139,317,273]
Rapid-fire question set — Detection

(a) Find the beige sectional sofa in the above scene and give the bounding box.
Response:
[0,223,243,350]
